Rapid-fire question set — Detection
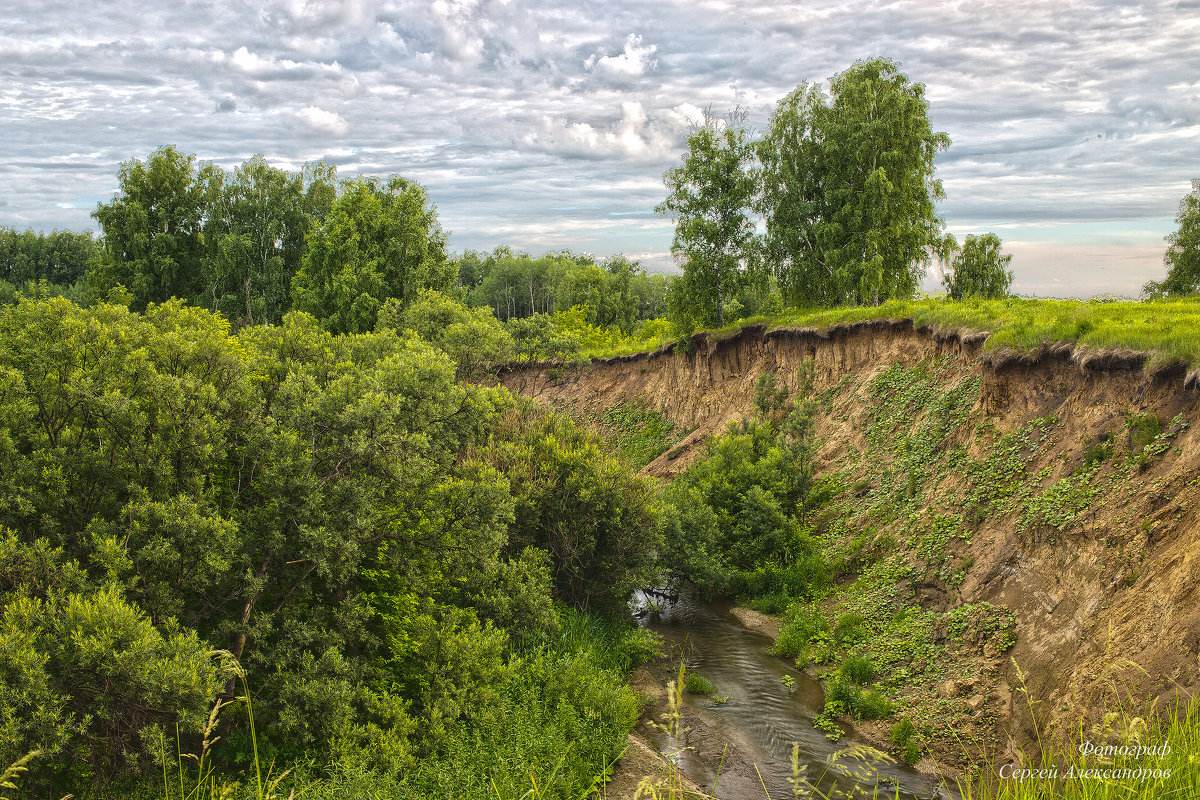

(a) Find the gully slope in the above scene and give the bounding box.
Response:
[502,319,1200,764]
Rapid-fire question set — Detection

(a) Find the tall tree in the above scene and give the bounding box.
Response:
[202,156,336,325]
[1144,180,1200,297]
[89,145,219,310]
[656,111,759,327]
[760,59,951,307]
[292,176,451,334]
[942,232,1014,299]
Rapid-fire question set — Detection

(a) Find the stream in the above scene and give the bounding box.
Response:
[633,592,955,800]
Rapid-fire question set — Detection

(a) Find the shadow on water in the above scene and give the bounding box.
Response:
[633,591,956,800]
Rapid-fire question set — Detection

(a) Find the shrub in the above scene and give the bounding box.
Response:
[684,673,716,695]
[1082,433,1112,467]
[747,591,792,615]
[1128,413,1162,453]
[826,677,859,709]
[839,654,878,685]
[825,678,891,721]
[833,612,867,646]
[890,718,916,748]
[772,604,828,660]
[890,717,922,764]
[854,690,892,720]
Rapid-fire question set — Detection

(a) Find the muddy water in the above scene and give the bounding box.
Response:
[635,593,953,800]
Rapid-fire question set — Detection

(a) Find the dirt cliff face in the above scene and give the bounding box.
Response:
[501,319,1200,757]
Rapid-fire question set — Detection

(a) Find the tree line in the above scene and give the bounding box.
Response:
[658,57,1015,328]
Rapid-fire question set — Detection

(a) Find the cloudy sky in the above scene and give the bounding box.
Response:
[4,0,1199,297]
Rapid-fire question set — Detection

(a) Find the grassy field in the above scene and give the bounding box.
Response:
[583,296,1200,370]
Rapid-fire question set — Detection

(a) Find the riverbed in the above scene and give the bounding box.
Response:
[634,592,954,800]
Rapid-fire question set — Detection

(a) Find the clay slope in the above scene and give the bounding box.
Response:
[501,319,1200,754]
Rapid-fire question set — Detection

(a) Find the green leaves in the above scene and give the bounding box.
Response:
[0,585,219,776]
[657,115,759,328]
[1145,179,1200,297]
[665,369,827,596]
[488,402,663,613]
[292,176,452,334]
[90,145,218,312]
[761,58,950,307]
[942,232,1014,300]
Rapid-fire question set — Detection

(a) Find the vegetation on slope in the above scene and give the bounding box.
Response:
[0,295,663,798]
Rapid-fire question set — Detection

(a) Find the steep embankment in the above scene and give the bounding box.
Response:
[502,319,1200,763]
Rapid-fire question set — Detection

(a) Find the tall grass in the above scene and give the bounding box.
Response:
[957,663,1199,800]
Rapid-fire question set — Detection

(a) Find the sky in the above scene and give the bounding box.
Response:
[3,0,1199,298]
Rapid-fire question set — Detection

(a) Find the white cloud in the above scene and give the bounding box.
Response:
[2,0,1199,297]
[296,105,349,136]
[585,33,657,77]
[524,101,678,160]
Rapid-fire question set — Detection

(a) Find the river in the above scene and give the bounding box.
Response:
[634,592,956,800]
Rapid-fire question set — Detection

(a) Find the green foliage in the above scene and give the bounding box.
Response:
[663,367,832,605]
[683,673,717,695]
[1144,179,1200,297]
[826,676,892,721]
[833,613,868,646]
[854,690,893,720]
[0,584,219,784]
[88,147,337,325]
[487,402,664,613]
[0,296,654,792]
[0,228,98,287]
[890,718,916,748]
[772,604,829,661]
[760,58,950,307]
[505,312,582,364]
[90,145,219,311]
[1127,412,1162,452]
[812,707,843,741]
[657,113,759,328]
[839,654,878,685]
[957,695,1200,800]
[292,176,451,333]
[462,247,670,334]
[294,608,642,800]
[593,402,681,470]
[380,290,514,381]
[201,157,336,326]
[943,233,1013,300]
[1082,433,1113,467]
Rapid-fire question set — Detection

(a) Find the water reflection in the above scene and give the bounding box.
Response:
[633,591,956,800]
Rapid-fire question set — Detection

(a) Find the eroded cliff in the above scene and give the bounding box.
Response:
[502,318,1200,762]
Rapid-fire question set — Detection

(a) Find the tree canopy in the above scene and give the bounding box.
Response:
[1144,180,1200,297]
[90,145,218,311]
[292,176,453,334]
[0,296,662,792]
[942,233,1014,300]
[759,58,951,307]
[656,113,759,328]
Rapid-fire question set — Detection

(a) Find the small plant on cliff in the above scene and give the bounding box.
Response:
[890,718,922,765]
[839,654,878,685]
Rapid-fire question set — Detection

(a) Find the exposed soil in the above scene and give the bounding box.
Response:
[504,319,1200,761]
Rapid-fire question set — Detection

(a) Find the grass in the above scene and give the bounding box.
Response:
[578,295,1200,372]
[958,689,1200,800]
[683,673,717,696]
[591,402,683,470]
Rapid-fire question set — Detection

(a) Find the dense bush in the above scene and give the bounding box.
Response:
[662,369,831,601]
[0,296,660,794]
